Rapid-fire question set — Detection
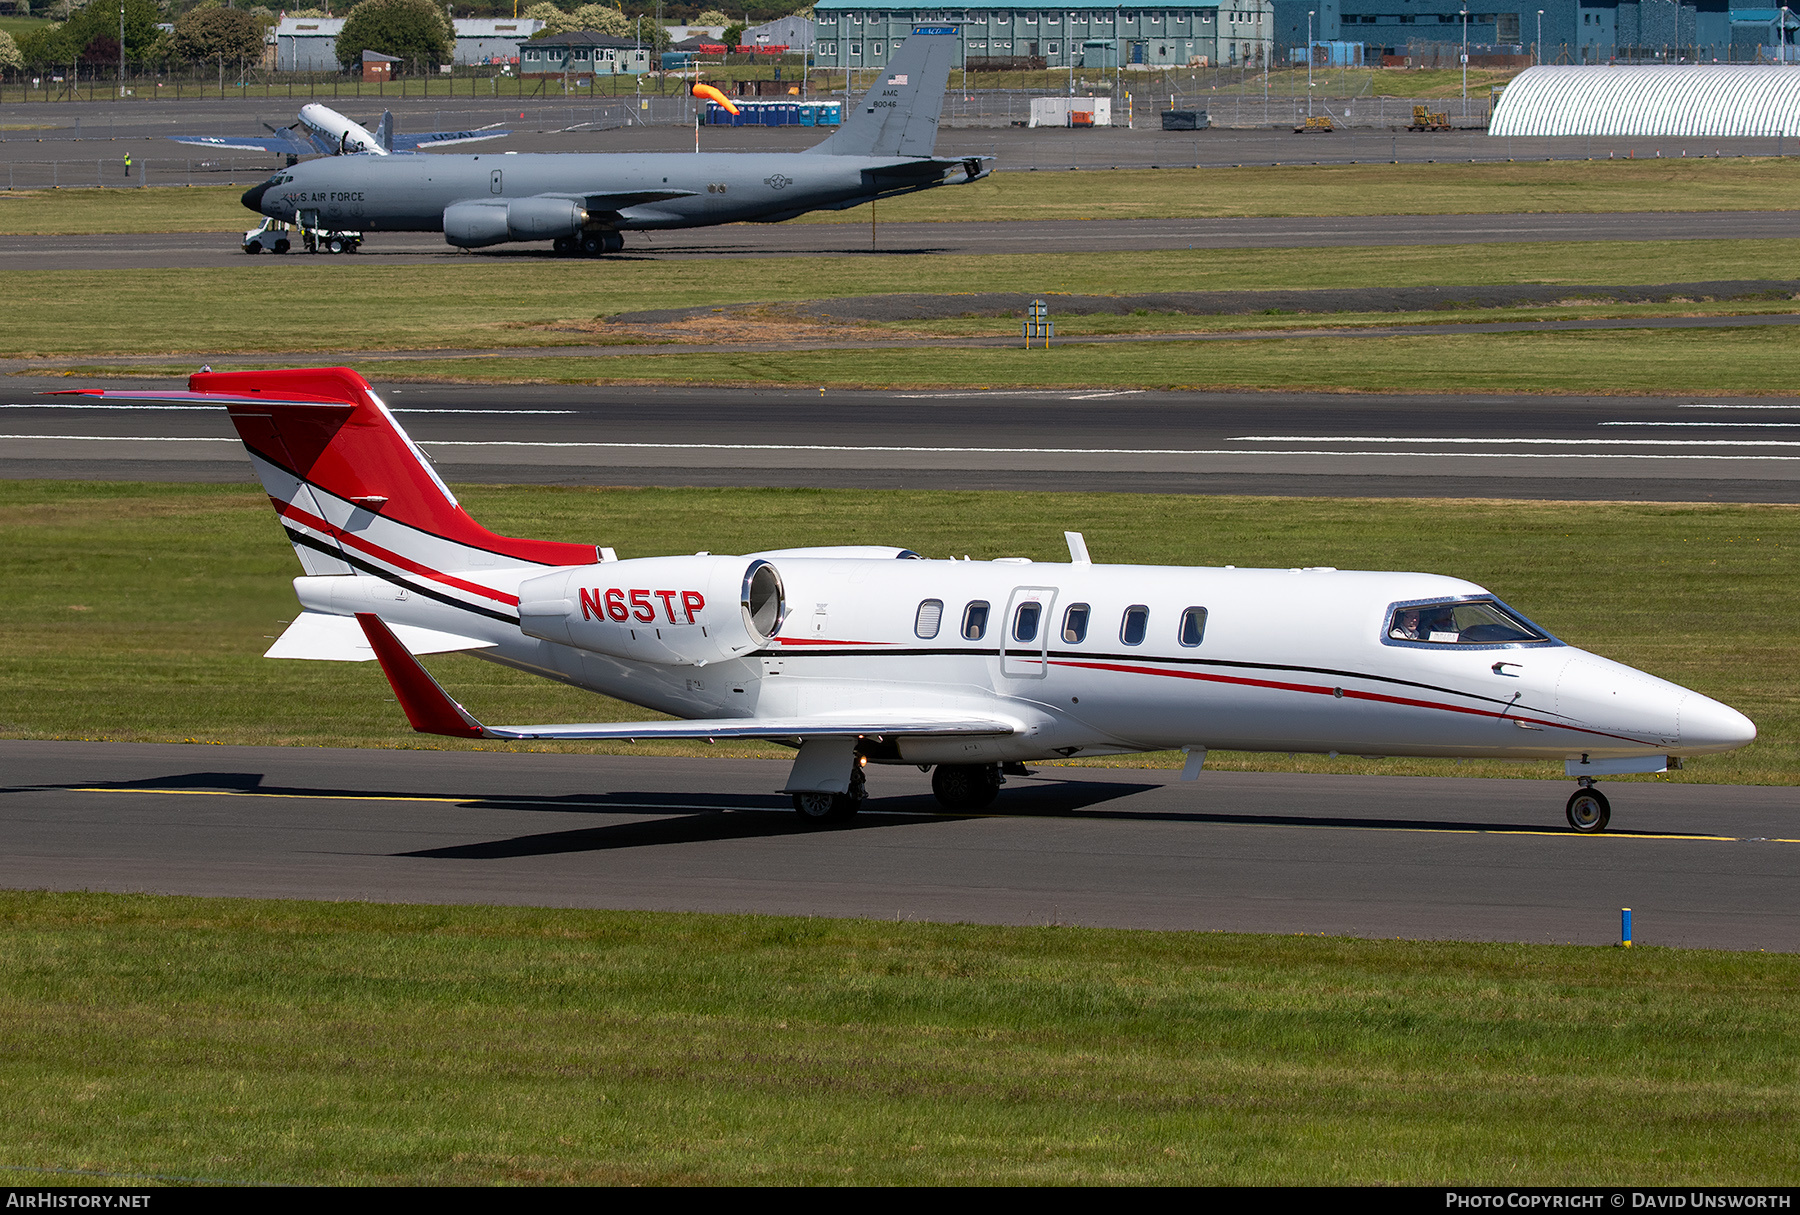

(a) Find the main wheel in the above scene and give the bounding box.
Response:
[601,231,624,253]
[792,790,858,825]
[931,763,1000,812]
[1566,788,1611,833]
[552,237,574,255]
[579,234,603,255]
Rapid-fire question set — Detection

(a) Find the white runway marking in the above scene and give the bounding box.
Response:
[1229,435,1800,447]
[1601,421,1800,428]
[14,436,1800,463]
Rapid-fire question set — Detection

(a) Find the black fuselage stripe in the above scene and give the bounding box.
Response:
[284,527,518,626]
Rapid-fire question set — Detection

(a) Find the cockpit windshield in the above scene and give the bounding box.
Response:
[1386,599,1549,646]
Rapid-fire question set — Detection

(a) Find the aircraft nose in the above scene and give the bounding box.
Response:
[1680,694,1757,753]
[241,181,270,212]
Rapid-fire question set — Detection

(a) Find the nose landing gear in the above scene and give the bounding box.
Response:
[1566,778,1611,833]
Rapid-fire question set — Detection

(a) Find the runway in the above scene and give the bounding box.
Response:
[4,209,1796,270]
[3,740,1792,950]
[8,378,1800,501]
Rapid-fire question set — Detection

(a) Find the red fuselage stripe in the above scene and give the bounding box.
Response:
[273,496,521,606]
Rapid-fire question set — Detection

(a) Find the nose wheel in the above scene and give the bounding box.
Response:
[1566,781,1611,833]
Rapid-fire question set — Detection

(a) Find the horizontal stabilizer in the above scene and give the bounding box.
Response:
[265,610,493,662]
[356,613,1017,742]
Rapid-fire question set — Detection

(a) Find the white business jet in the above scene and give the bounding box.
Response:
[59,368,1756,833]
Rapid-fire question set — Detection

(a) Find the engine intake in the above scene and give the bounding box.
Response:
[517,555,785,667]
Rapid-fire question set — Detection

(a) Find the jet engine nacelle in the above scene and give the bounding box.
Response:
[443,197,588,248]
[518,556,786,667]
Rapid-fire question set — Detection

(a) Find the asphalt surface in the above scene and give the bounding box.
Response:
[8,378,1800,501]
[5,209,1797,269]
[3,740,1791,949]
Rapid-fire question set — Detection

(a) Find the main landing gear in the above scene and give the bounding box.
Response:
[931,763,1004,812]
[1566,777,1612,833]
[791,762,865,825]
[552,232,625,257]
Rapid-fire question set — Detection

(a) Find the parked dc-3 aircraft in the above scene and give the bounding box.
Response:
[171,102,509,164]
[236,27,989,255]
[60,367,1757,833]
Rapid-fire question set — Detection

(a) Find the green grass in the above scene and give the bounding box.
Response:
[1,482,1791,784]
[343,325,1800,396]
[7,159,1800,236]
[7,241,1800,361]
[0,891,1794,1185]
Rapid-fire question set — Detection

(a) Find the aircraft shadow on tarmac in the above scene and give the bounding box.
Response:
[24,770,1676,851]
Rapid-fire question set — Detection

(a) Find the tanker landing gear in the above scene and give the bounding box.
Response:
[552,231,624,257]
[1566,777,1612,833]
[931,763,1003,812]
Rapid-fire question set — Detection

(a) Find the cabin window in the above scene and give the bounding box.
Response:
[1120,605,1149,646]
[1062,603,1090,644]
[915,598,943,639]
[1178,607,1207,647]
[1013,601,1041,643]
[1386,599,1548,646]
[962,601,990,641]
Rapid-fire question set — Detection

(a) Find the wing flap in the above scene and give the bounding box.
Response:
[354,613,1016,742]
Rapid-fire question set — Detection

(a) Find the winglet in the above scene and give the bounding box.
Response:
[355,613,486,739]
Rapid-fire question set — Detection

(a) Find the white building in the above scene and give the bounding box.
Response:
[272,17,545,71]
[742,15,819,49]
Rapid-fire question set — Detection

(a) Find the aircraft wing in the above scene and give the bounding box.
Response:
[393,128,511,150]
[548,188,702,214]
[356,613,1017,743]
[167,131,317,156]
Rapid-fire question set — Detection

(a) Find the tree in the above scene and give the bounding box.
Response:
[695,8,729,24]
[0,31,22,71]
[59,0,164,63]
[520,2,577,35]
[172,5,263,59]
[335,0,453,72]
[721,20,742,48]
[571,4,628,35]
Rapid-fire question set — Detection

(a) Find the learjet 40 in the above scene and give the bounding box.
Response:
[235,27,988,256]
[58,368,1756,832]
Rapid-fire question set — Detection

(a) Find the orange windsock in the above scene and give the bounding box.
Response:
[692,83,739,114]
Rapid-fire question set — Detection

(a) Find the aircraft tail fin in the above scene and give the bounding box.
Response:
[807,25,957,158]
[49,369,599,588]
[374,110,394,154]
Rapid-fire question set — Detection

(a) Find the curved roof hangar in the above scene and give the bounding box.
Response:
[1490,65,1800,138]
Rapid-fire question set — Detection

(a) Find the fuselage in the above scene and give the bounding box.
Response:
[290,554,1755,767]
[244,150,948,234]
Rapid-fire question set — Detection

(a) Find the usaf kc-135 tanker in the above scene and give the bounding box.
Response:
[237,27,988,256]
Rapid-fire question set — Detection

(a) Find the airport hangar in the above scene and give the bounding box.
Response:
[810,2,1277,70]
[1273,0,1798,66]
